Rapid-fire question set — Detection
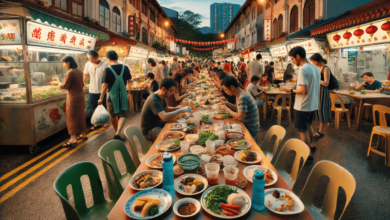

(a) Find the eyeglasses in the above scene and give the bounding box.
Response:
[168,89,175,93]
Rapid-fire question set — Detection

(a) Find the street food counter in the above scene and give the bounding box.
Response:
[270,45,289,80]
[0,17,106,152]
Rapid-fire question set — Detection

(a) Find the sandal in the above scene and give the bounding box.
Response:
[310,146,317,153]
[314,129,325,139]
[62,141,77,148]
[77,136,88,141]
[90,125,98,130]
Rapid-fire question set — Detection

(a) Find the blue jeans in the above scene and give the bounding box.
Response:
[256,99,264,107]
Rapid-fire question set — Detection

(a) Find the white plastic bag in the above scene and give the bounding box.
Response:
[91,105,110,126]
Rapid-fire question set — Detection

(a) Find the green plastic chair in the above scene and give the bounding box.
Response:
[293,160,356,220]
[98,140,137,201]
[259,125,286,165]
[124,125,150,167]
[54,162,115,220]
[273,138,310,189]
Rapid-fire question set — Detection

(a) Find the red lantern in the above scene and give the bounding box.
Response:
[353,26,364,40]
[333,33,341,43]
[343,30,352,42]
[381,18,390,37]
[366,23,378,39]
[179,39,182,43]
[175,38,179,42]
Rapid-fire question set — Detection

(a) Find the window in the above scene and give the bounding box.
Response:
[303,0,315,28]
[99,0,110,29]
[142,27,148,45]
[55,0,67,11]
[72,0,83,17]
[150,9,155,23]
[272,18,278,40]
[257,4,263,16]
[113,7,121,32]
[290,6,298,33]
[142,1,148,15]
[278,14,283,36]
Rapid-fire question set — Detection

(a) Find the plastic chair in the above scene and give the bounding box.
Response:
[124,125,150,167]
[294,160,356,220]
[271,94,291,125]
[54,162,115,220]
[330,93,351,129]
[367,105,390,167]
[259,125,286,165]
[273,139,310,189]
[98,140,137,201]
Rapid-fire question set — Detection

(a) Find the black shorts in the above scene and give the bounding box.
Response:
[294,110,316,132]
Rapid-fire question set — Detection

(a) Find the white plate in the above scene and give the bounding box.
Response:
[156,140,181,152]
[186,134,199,142]
[226,139,251,150]
[243,165,278,186]
[264,188,305,215]
[129,170,163,191]
[174,174,208,196]
[124,188,172,219]
[201,185,251,219]
[146,153,176,169]
[234,150,262,164]
[167,123,187,131]
[161,131,185,140]
[173,198,201,218]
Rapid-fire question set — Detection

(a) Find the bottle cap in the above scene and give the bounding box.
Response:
[163,152,172,162]
[254,169,264,180]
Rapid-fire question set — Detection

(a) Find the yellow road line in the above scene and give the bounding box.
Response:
[0,127,104,193]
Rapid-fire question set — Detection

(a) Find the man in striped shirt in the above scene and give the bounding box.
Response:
[219,76,260,138]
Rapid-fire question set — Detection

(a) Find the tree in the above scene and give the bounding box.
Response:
[179,10,202,28]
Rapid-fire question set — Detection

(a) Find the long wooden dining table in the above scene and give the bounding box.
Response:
[107,111,313,220]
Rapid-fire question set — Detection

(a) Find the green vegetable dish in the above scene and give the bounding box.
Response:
[173,139,181,146]
[148,205,159,216]
[204,186,237,215]
[198,131,218,145]
[201,115,209,122]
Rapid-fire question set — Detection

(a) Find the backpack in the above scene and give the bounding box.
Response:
[324,66,339,90]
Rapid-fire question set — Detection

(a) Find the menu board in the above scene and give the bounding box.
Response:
[287,39,323,54]
[270,45,287,57]
[27,22,95,51]
[0,19,21,44]
[128,46,148,59]
[98,46,129,57]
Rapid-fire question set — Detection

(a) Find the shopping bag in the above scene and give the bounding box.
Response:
[91,105,110,125]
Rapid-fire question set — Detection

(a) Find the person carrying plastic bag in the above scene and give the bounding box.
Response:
[91,105,110,126]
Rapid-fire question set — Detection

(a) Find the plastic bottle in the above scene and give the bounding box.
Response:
[252,169,265,211]
[162,152,174,191]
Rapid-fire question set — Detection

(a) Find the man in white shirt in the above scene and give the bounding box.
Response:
[83,50,109,130]
[247,54,263,81]
[285,46,320,162]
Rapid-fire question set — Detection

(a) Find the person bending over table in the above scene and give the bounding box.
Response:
[141,78,193,142]
[213,70,236,105]
[219,76,260,138]
[246,75,265,107]
[142,72,159,100]
[355,72,382,93]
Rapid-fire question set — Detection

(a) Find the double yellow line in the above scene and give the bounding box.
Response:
[0,127,105,203]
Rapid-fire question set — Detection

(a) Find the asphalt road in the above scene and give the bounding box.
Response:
[0,112,390,220]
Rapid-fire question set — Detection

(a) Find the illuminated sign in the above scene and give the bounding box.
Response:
[0,19,21,44]
[264,20,271,41]
[98,46,129,57]
[128,46,148,59]
[287,39,323,54]
[270,45,287,57]
[148,52,157,59]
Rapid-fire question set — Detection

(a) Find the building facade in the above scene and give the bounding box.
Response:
[210,2,241,34]
[199,26,211,34]
[161,7,179,18]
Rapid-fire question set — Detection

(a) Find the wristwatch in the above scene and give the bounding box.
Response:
[290,89,294,93]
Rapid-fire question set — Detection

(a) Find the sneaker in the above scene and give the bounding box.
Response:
[306,155,314,163]
[310,146,317,153]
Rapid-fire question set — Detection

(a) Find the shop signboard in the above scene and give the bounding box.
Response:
[176,47,180,54]
[264,19,271,41]
[148,52,157,59]
[270,45,287,57]
[287,39,322,54]
[182,47,186,56]
[128,16,135,36]
[249,52,257,59]
[0,19,21,44]
[128,46,148,59]
[98,46,129,57]
[27,22,95,51]
[227,43,233,50]
[326,17,390,49]
[170,41,176,52]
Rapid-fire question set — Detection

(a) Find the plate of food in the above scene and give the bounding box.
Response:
[161,131,185,140]
[234,149,262,164]
[226,139,251,150]
[167,123,187,131]
[177,112,191,119]
[213,111,232,119]
[186,134,199,142]
[264,188,304,215]
[174,174,208,196]
[243,165,277,186]
[146,153,177,169]
[129,170,163,191]
[124,188,172,219]
[201,185,251,219]
[156,139,181,151]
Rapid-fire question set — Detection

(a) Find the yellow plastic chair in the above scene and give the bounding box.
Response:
[271,94,291,125]
[124,125,150,167]
[294,160,356,220]
[259,125,286,165]
[367,105,390,167]
[330,93,351,129]
[273,139,310,189]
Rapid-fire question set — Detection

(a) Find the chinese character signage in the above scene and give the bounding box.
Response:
[128,16,135,36]
[128,46,149,59]
[148,52,157,59]
[287,39,323,54]
[27,22,95,51]
[182,47,186,56]
[0,19,21,44]
[270,45,287,57]
[170,41,176,52]
[98,46,129,57]
[264,20,271,41]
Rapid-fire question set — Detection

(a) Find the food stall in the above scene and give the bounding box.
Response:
[259,52,272,66]
[0,15,107,152]
[269,45,289,80]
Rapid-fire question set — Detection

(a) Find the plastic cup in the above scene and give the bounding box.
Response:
[205,140,215,155]
[181,141,191,155]
[205,163,220,185]
[193,112,201,130]
[223,166,239,186]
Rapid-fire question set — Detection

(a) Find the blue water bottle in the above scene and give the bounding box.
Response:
[252,169,265,211]
[162,153,174,191]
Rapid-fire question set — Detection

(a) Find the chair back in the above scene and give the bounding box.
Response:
[273,93,291,108]
[296,160,356,220]
[260,125,286,164]
[54,162,107,220]
[124,126,150,167]
[273,139,310,188]
[330,93,346,111]
[372,104,390,127]
[98,140,137,201]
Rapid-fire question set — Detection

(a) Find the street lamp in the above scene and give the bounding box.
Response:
[220,33,224,38]
[165,21,169,26]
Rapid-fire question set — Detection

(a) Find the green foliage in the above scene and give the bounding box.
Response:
[152,41,161,50]
[231,49,239,54]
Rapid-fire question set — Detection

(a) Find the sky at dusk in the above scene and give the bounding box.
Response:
[158,0,246,28]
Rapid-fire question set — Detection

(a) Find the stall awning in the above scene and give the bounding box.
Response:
[157,50,166,55]
[29,9,109,40]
